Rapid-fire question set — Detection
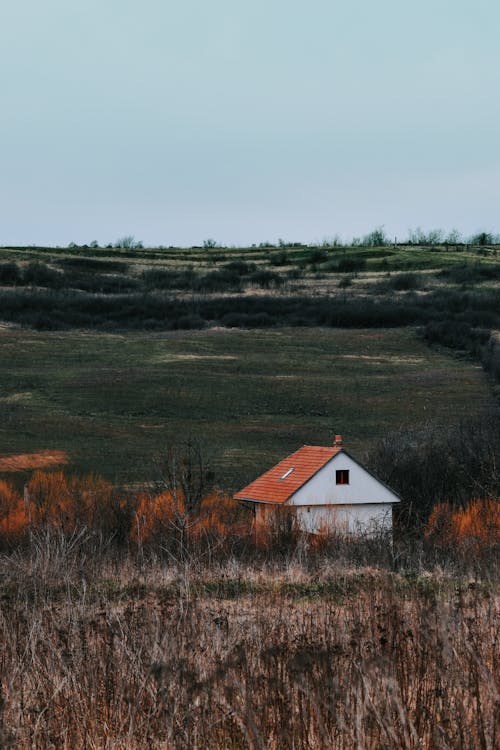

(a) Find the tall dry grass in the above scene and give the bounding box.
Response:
[0,535,498,749]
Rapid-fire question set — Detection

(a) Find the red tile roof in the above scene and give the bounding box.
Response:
[234,445,342,504]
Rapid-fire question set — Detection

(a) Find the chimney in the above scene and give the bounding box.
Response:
[334,435,343,447]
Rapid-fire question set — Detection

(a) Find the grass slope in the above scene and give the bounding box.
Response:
[2,241,498,270]
[0,327,494,488]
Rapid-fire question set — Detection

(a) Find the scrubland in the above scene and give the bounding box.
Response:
[0,242,498,336]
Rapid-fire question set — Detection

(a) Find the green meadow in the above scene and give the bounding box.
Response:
[0,326,494,489]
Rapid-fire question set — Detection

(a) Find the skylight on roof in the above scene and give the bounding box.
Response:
[280,467,294,480]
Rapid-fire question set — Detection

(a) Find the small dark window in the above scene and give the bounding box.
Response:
[336,469,349,485]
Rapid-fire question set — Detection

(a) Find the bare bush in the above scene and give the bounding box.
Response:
[367,418,500,530]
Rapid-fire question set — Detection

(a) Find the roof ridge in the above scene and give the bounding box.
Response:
[302,444,342,449]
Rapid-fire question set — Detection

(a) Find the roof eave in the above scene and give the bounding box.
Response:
[234,496,288,505]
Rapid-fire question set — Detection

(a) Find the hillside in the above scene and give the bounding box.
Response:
[0,243,498,487]
[0,242,498,333]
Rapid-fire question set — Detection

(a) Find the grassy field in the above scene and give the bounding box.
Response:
[0,326,495,488]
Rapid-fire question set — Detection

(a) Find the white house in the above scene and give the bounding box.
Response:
[234,436,401,535]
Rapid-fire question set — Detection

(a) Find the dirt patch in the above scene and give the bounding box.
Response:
[0,450,69,472]
[152,354,238,363]
[339,354,425,364]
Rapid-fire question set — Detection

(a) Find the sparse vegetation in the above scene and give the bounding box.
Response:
[389,272,420,291]
[470,231,495,246]
[437,263,500,285]
[424,320,490,357]
[114,235,143,250]
[268,250,289,266]
[367,418,500,528]
[0,283,498,332]
[0,261,22,285]
[362,226,390,246]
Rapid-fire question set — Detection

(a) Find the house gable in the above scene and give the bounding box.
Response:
[287,451,400,506]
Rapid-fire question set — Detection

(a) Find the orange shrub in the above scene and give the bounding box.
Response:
[68,474,125,536]
[130,492,250,547]
[190,493,250,540]
[24,471,129,538]
[426,498,500,548]
[1,472,249,550]
[26,471,74,530]
[0,480,30,545]
[131,491,180,545]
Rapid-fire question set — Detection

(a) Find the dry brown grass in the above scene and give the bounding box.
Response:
[0,450,68,472]
[0,540,498,749]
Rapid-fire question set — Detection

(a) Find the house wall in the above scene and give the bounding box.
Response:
[295,503,393,535]
[288,452,400,507]
[254,501,393,536]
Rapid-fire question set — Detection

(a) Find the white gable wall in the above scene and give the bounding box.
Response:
[287,452,400,507]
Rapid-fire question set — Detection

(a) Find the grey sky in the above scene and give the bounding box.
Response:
[1,0,499,246]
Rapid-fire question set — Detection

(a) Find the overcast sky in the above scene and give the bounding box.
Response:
[1,0,499,246]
